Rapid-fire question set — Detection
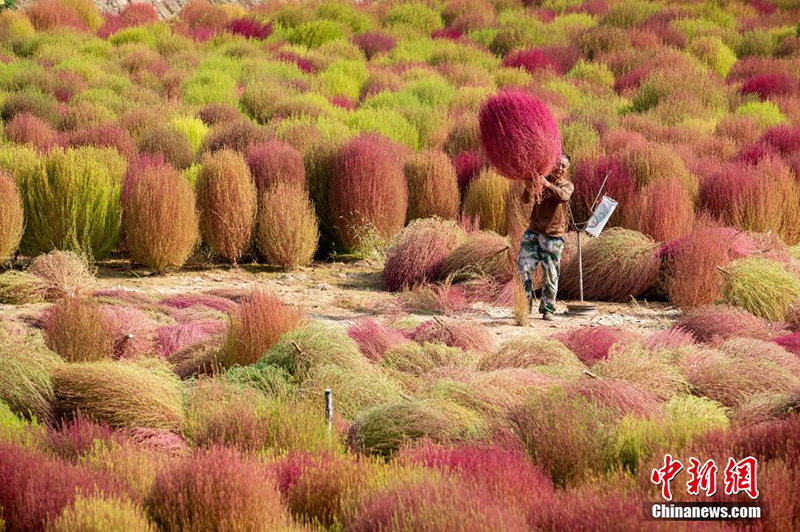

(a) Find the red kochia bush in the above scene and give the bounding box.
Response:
[155,320,225,357]
[97,3,158,37]
[502,47,578,75]
[0,443,123,532]
[774,332,800,356]
[453,151,485,196]
[479,91,561,198]
[5,112,60,151]
[68,124,137,161]
[197,149,257,263]
[410,318,494,354]
[328,134,408,253]
[346,478,529,532]
[0,171,24,260]
[26,0,88,31]
[347,319,410,362]
[739,73,797,101]
[245,140,305,193]
[146,446,291,532]
[352,32,396,59]
[47,415,119,462]
[122,160,199,271]
[667,225,733,310]
[571,154,635,224]
[198,103,242,126]
[220,288,303,368]
[676,305,777,345]
[226,18,272,40]
[622,177,694,242]
[551,326,642,366]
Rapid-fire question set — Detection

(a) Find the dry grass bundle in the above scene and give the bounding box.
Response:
[52,359,185,431]
[551,326,643,366]
[409,318,493,354]
[679,346,800,409]
[438,230,513,284]
[196,149,257,263]
[44,296,115,362]
[721,258,800,321]
[167,335,224,379]
[719,338,800,376]
[594,344,689,400]
[302,363,405,420]
[562,379,664,418]
[404,150,460,221]
[28,250,96,300]
[559,228,662,302]
[347,319,410,362]
[256,183,319,268]
[399,281,470,315]
[347,399,487,457]
[0,329,60,422]
[478,335,585,373]
[0,271,46,304]
[220,288,304,368]
[0,171,23,260]
[512,277,529,327]
[676,305,780,345]
[382,342,479,378]
[382,218,466,291]
[462,169,510,235]
[667,225,732,310]
[641,327,697,351]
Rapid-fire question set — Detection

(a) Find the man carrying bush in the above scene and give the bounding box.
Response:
[518,154,573,321]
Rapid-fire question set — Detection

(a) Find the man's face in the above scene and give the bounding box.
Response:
[552,156,570,178]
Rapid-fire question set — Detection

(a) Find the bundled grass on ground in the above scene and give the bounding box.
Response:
[721,258,800,322]
[0,328,60,423]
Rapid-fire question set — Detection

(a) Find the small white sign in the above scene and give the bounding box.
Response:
[585,196,618,238]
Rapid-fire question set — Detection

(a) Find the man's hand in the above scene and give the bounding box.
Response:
[540,175,552,190]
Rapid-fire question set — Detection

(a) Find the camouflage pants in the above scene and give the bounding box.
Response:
[517,230,564,314]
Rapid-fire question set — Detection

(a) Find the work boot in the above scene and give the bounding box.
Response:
[542,312,554,321]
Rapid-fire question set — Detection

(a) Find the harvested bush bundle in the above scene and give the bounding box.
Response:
[156,320,226,358]
[146,446,291,532]
[167,335,224,379]
[404,150,459,221]
[551,326,642,366]
[462,169,510,235]
[196,149,257,263]
[438,230,513,284]
[347,319,410,362]
[256,183,318,268]
[0,271,46,304]
[220,288,304,368]
[52,359,185,431]
[721,258,800,321]
[774,333,800,356]
[679,346,800,408]
[409,318,493,354]
[478,90,561,199]
[225,364,296,398]
[719,338,800,376]
[382,342,479,377]
[559,228,661,302]
[510,386,617,487]
[382,218,465,291]
[0,329,59,422]
[666,225,732,310]
[594,343,689,400]
[44,296,115,362]
[16,147,124,259]
[50,494,154,532]
[261,322,366,378]
[246,140,306,193]
[29,250,95,300]
[328,134,408,253]
[479,335,585,373]
[642,327,697,351]
[348,399,487,457]
[0,171,23,260]
[103,305,157,359]
[122,160,199,271]
[676,305,778,345]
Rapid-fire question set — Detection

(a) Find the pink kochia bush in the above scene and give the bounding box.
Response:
[197,149,257,263]
[246,140,306,192]
[5,112,61,151]
[146,446,291,532]
[410,318,494,354]
[226,18,272,40]
[347,319,410,362]
[155,320,226,357]
[97,3,158,37]
[352,32,396,59]
[676,305,777,345]
[739,73,797,101]
[328,134,408,253]
[773,332,800,356]
[551,326,642,366]
[479,90,562,199]
[502,47,578,75]
[382,218,465,291]
[122,160,199,271]
[0,442,123,532]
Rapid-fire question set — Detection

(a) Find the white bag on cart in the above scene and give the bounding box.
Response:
[585,195,617,238]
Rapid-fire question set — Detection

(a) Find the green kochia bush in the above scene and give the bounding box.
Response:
[16,147,126,259]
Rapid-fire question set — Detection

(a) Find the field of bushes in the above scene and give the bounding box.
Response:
[2,0,800,529]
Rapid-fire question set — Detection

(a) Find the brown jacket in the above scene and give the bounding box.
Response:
[524,176,574,238]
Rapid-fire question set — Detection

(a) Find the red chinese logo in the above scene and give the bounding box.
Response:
[723,457,759,499]
[651,455,759,500]
[651,454,683,501]
[686,457,718,497]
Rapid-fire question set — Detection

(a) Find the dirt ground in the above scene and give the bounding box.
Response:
[2,260,680,342]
